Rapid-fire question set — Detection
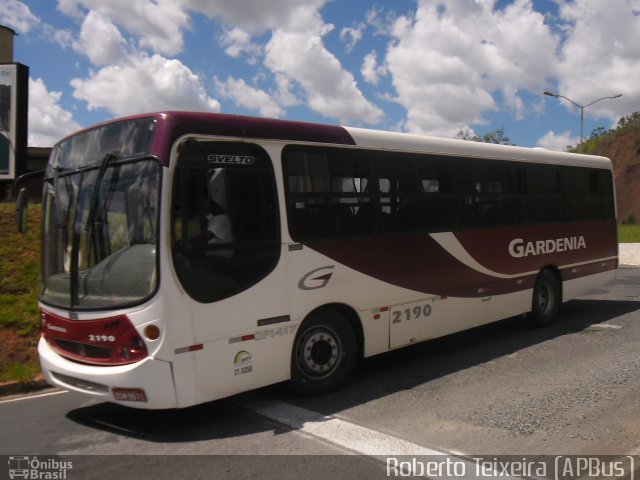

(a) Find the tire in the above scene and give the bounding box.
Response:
[289,309,357,396]
[529,269,561,327]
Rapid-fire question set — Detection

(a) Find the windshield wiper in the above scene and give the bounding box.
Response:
[86,152,118,236]
[70,152,118,307]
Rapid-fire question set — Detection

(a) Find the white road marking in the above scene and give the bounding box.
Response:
[238,393,442,456]
[626,445,640,455]
[0,389,67,405]
[236,393,521,479]
[584,323,623,331]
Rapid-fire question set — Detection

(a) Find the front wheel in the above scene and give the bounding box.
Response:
[529,269,561,327]
[289,310,357,396]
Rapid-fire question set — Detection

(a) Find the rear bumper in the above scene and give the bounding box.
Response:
[39,336,178,409]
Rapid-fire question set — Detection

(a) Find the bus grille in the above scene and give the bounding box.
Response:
[41,309,149,365]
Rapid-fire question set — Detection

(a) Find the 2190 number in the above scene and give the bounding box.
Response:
[391,304,432,324]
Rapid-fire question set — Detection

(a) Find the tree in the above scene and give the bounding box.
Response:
[455,126,514,145]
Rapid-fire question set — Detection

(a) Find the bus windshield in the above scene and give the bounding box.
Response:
[41,118,160,310]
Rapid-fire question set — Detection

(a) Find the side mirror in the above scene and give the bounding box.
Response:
[14,170,45,234]
[16,187,28,234]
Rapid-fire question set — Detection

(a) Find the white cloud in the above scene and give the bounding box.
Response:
[58,0,190,56]
[536,130,577,151]
[70,54,220,116]
[555,0,639,121]
[219,27,262,61]
[28,78,81,147]
[361,51,382,86]
[215,76,284,118]
[42,25,74,49]
[57,0,84,20]
[384,0,559,136]
[365,6,397,37]
[265,28,383,125]
[340,23,366,53]
[73,10,127,65]
[0,0,40,34]
[186,0,328,34]
[266,29,383,125]
[55,0,382,127]
[274,73,300,108]
[194,0,382,124]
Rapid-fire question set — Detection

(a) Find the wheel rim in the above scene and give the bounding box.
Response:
[537,282,553,315]
[296,326,341,378]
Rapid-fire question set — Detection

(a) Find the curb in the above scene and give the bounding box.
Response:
[0,378,50,398]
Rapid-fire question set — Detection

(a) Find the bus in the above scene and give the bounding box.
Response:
[18,111,617,409]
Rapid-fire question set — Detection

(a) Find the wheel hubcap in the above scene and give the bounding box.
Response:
[297,327,340,378]
[538,283,553,314]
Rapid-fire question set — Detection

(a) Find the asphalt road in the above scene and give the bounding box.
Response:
[2,267,640,479]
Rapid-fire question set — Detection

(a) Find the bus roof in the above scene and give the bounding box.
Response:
[344,126,611,169]
[58,111,612,170]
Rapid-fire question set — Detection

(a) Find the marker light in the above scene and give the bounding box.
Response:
[144,325,161,341]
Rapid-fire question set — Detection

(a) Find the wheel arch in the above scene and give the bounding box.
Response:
[529,265,563,327]
[540,264,563,294]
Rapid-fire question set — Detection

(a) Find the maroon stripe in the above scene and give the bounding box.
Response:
[306,220,617,298]
[454,219,617,275]
[151,112,355,166]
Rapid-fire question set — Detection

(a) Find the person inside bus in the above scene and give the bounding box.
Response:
[205,168,234,257]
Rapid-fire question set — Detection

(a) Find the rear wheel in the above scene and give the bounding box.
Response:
[289,309,357,396]
[529,269,561,327]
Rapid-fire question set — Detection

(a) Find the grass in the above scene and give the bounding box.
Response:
[618,224,640,243]
[0,202,41,383]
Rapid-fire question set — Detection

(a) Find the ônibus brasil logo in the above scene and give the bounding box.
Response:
[8,456,73,479]
[508,236,586,258]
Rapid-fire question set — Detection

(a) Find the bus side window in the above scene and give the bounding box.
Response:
[285,147,373,239]
[375,154,418,233]
[598,170,615,219]
[456,161,485,228]
[416,157,454,231]
[521,165,563,224]
[561,167,603,221]
[454,160,517,228]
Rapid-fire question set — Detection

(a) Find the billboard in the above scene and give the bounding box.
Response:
[0,63,28,181]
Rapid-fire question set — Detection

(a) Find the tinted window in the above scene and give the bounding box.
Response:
[598,169,615,218]
[561,167,606,220]
[521,165,563,223]
[415,156,455,231]
[284,147,373,239]
[284,146,614,238]
[456,160,517,227]
[375,155,421,233]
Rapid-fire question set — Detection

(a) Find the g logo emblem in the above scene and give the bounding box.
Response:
[298,266,335,290]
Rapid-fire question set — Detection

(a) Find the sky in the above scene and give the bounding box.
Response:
[1,0,639,150]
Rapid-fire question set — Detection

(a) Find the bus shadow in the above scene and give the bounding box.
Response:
[66,297,640,444]
[65,389,293,443]
[293,297,640,413]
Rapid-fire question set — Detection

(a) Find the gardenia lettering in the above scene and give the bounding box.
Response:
[509,236,586,258]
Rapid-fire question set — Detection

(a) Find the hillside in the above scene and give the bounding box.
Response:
[0,203,41,384]
[577,112,640,223]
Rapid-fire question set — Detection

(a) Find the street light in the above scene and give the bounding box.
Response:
[543,91,623,153]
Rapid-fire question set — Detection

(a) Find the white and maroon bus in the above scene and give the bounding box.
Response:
[23,112,617,408]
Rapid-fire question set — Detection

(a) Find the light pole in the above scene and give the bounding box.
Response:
[543,91,623,153]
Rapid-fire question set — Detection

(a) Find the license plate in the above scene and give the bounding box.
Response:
[112,388,147,402]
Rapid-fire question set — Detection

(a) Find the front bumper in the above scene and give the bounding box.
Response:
[39,336,178,409]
